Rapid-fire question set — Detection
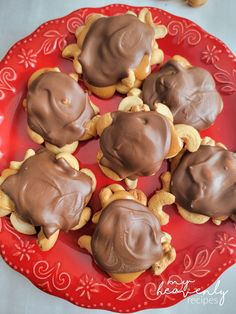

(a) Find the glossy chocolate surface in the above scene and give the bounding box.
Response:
[79,14,154,87]
[27,71,94,147]
[91,199,163,273]
[142,60,222,130]
[1,150,93,237]
[100,111,171,180]
[171,145,236,218]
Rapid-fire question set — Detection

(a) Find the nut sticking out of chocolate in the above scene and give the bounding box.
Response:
[142,59,222,130]
[0,149,96,250]
[79,14,155,87]
[78,184,176,282]
[170,145,236,219]
[1,149,94,239]
[62,8,167,98]
[96,97,201,189]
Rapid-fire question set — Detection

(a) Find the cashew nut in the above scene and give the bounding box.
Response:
[78,235,93,254]
[28,67,60,88]
[201,136,216,146]
[127,88,142,98]
[121,69,136,88]
[27,127,44,144]
[172,55,192,68]
[69,73,79,82]
[10,149,35,170]
[174,124,201,152]
[0,169,17,184]
[99,184,125,208]
[128,189,147,206]
[148,190,175,225]
[10,212,36,235]
[160,172,172,192]
[71,207,91,230]
[151,49,164,65]
[45,141,79,154]
[80,115,100,140]
[62,43,80,59]
[212,216,228,226]
[97,152,122,182]
[96,113,113,136]
[80,168,97,192]
[0,190,15,217]
[154,103,174,122]
[130,104,150,112]
[152,245,176,275]
[56,152,79,171]
[187,0,208,7]
[125,10,137,17]
[177,204,210,224]
[37,228,60,251]
[118,95,143,112]
[125,178,138,189]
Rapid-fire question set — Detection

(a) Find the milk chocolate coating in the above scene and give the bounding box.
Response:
[100,111,171,180]
[27,72,94,147]
[142,60,222,130]
[1,150,93,238]
[79,14,154,87]
[91,199,163,273]
[170,145,236,218]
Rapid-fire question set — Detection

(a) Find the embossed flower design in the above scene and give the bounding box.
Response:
[201,45,222,64]
[76,274,99,300]
[18,48,37,68]
[215,233,236,255]
[13,240,35,261]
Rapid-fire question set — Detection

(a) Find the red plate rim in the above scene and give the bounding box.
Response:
[0,4,236,313]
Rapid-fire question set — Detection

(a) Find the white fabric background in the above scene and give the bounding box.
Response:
[0,1,235,314]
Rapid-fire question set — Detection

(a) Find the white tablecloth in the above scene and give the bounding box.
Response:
[0,1,235,314]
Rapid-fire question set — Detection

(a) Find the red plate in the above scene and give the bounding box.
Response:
[0,4,236,313]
